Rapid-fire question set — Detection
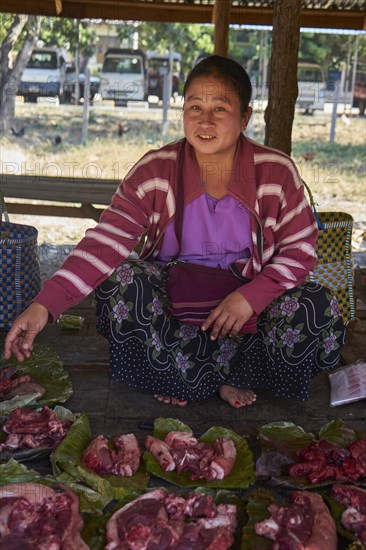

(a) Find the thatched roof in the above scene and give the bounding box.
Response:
[2,0,366,30]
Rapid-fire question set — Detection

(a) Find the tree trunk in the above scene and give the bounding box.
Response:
[264,0,301,155]
[0,15,40,137]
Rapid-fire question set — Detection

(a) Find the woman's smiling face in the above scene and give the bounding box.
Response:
[183,74,251,161]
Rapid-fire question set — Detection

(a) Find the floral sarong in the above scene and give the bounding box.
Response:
[95,260,345,402]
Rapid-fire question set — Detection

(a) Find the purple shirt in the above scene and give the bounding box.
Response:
[157,193,252,268]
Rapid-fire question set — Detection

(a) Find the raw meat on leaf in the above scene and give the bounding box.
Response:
[145,431,237,481]
[105,489,237,550]
[254,490,337,549]
[0,482,89,549]
[83,433,141,477]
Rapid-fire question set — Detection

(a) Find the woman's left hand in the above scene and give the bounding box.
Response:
[201,291,254,340]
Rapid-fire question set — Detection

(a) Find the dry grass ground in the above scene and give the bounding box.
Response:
[1,101,365,248]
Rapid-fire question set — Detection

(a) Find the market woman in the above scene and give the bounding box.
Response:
[4,56,345,408]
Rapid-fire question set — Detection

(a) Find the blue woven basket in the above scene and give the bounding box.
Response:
[0,195,41,330]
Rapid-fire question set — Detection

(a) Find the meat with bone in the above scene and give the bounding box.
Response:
[83,433,141,477]
[145,432,237,481]
[0,407,72,453]
[105,489,236,550]
[0,482,89,549]
[331,484,366,546]
[145,435,176,471]
[288,438,366,483]
[254,490,337,550]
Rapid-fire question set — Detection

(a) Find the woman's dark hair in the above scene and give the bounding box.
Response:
[183,55,252,116]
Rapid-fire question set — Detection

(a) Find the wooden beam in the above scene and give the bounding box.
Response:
[300,9,366,30]
[61,0,212,23]
[212,0,231,57]
[1,1,365,31]
[2,0,62,16]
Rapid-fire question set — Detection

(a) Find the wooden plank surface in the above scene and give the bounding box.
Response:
[0,174,118,204]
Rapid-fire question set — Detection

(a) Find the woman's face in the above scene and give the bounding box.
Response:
[183,74,252,161]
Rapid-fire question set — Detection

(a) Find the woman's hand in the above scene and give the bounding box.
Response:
[201,291,254,340]
[4,303,49,362]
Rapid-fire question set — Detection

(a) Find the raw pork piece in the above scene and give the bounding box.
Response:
[207,439,237,480]
[288,438,366,483]
[105,489,237,550]
[83,433,141,477]
[112,433,141,476]
[0,367,25,392]
[0,482,89,549]
[331,484,366,546]
[0,365,46,403]
[164,431,199,448]
[145,434,176,471]
[145,431,237,481]
[1,381,46,401]
[254,490,337,550]
[0,406,72,452]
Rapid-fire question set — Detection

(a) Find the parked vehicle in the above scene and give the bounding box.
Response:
[296,61,327,113]
[146,51,183,99]
[18,47,69,102]
[352,61,366,116]
[64,65,101,104]
[100,48,147,105]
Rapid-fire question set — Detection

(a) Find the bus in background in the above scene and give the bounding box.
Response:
[146,51,183,100]
[100,48,147,105]
[296,61,327,114]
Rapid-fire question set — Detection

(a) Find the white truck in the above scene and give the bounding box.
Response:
[100,48,147,105]
[18,47,69,102]
[296,62,327,114]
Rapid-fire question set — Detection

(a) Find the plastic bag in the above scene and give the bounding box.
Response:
[329,359,366,406]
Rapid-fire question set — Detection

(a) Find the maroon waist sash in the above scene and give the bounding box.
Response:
[165,260,257,333]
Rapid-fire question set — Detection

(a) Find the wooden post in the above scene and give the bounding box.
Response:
[81,69,90,144]
[212,0,231,57]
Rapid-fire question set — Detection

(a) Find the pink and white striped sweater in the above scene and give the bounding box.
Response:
[35,135,318,321]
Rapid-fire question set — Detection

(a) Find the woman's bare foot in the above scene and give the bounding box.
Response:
[219,385,257,408]
[153,394,188,406]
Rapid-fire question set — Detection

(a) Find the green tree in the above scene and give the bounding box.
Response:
[0,15,40,136]
[299,32,353,74]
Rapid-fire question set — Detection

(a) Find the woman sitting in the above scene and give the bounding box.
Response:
[4,56,345,408]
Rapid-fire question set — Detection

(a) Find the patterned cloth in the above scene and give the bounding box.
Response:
[95,260,345,402]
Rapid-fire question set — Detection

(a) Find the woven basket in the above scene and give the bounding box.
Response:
[0,195,41,329]
[302,179,355,324]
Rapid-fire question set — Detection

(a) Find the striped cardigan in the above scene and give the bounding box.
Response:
[35,135,318,320]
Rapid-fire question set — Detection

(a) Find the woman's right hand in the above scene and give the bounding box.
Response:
[4,303,49,362]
